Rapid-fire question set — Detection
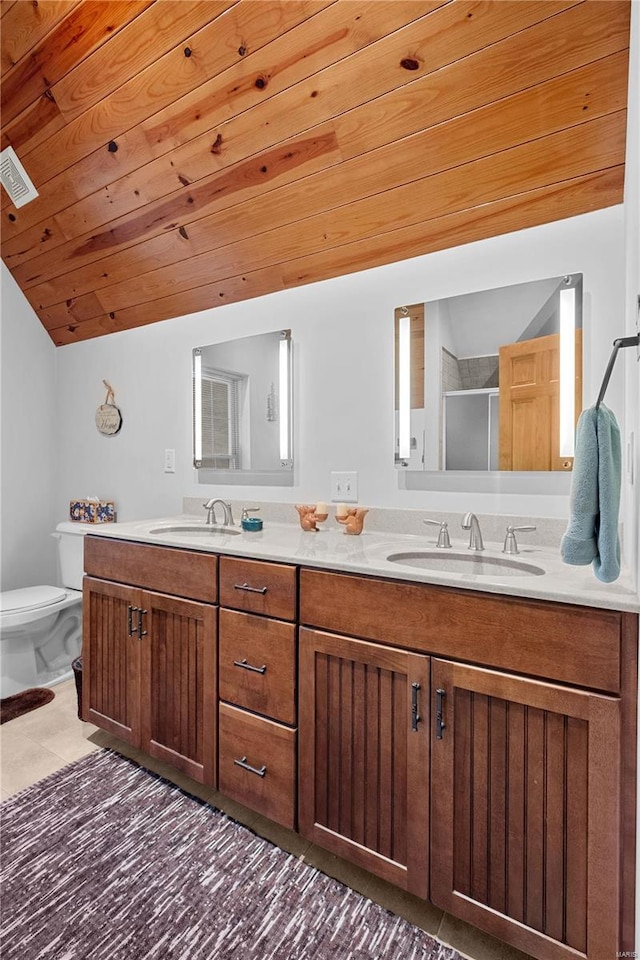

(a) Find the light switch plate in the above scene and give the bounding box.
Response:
[164,448,176,473]
[330,471,358,502]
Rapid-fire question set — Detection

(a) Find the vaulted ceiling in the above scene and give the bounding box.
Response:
[0,0,630,345]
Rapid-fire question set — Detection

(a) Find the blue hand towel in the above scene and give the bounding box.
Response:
[560,403,621,582]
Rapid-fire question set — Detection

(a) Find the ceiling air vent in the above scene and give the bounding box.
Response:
[0,145,39,208]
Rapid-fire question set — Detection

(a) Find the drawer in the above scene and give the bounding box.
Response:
[219,609,296,725]
[218,703,296,829]
[300,568,623,693]
[219,557,296,621]
[85,537,217,603]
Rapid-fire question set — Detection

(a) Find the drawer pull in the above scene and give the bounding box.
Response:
[411,682,421,731]
[234,582,268,595]
[233,658,267,675]
[127,605,139,637]
[436,687,446,740]
[234,756,267,778]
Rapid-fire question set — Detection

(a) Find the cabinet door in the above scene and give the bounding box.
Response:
[82,577,141,744]
[299,628,430,897]
[430,659,620,960]
[139,592,216,786]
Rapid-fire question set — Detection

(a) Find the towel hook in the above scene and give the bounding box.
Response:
[594,334,640,410]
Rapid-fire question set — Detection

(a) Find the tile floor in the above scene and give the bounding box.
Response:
[0,679,533,960]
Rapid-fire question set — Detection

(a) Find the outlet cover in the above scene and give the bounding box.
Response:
[330,471,358,502]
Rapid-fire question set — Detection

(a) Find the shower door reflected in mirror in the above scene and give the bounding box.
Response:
[394,274,583,472]
[193,329,293,485]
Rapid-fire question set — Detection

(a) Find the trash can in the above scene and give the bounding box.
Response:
[72,656,83,720]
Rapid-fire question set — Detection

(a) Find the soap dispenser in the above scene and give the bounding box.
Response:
[241,507,263,532]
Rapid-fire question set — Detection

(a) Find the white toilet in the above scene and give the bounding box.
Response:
[0,522,90,699]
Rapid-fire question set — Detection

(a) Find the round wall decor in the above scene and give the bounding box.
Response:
[96,381,122,436]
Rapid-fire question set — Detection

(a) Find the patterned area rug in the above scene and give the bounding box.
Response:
[0,687,54,724]
[0,751,465,960]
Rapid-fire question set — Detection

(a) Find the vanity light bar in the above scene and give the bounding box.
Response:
[193,350,203,463]
[559,286,576,458]
[279,335,290,462]
[398,314,411,460]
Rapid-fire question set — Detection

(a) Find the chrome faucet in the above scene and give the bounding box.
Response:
[203,499,234,526]
[423,518,451,548]
[502,524,536,555]
[461,512,484,551]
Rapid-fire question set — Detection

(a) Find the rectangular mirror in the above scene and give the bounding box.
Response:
[394,274,583,472]
[193,329,293,485]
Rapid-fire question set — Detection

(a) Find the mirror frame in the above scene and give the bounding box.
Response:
[192,329,293,486]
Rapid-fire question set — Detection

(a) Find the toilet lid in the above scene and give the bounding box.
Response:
[0,585,67,614]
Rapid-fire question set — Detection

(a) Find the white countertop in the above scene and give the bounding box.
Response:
[84,515,640,614]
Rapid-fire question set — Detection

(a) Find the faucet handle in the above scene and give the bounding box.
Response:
[241,506,260,521]
[503,524,536,555]
[423,518,451,549]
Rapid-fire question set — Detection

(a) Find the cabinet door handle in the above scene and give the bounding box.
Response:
[138,608,148,638]
[411,682,421,731]
[233,658,267,675]
[234,756,267,778]
[234,582,268,595]
[436,688,446,740]
[128,605,139,637]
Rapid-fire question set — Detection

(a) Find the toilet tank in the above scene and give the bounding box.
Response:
[54,522,95,590]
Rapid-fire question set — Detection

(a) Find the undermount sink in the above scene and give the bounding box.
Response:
[386,551,545,578]
[148,524,242,536]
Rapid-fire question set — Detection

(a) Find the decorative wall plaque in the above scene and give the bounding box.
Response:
[96,380,122,436]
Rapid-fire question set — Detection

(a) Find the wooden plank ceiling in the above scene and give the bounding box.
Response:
[0,0,630,345]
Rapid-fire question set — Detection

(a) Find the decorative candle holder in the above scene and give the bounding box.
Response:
[295,505,327,532]
[336,507,369,535]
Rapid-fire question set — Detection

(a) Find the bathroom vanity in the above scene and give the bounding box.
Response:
[81,517,639,960]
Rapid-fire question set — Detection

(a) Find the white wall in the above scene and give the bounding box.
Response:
[54,205,626,529]
[625,0,640,598]
[1,265,58,590]
[623,3,640,952]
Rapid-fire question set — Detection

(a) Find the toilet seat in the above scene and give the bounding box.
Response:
[1,585,67,615]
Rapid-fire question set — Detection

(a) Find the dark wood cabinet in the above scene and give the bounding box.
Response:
[82,576,141,745]
[218,556,296,620]
[83,537,637,958]
[217,558,298,825]
[218,703,297,829]
[83,569,217,786]
[139,591,216,785]
[298,627,430,897]
[218,608,296,725]
[299,568,636,960]
[429,659,621,960]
